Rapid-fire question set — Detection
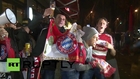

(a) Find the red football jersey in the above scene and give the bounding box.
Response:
[92,33,114,60]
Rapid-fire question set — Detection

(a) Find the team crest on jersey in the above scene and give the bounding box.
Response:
[56,33,78,54]
[0,45,7,60]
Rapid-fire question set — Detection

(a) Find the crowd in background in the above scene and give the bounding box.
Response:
[0,7,130,79]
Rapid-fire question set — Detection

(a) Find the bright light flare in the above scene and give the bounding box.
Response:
[29,7,33,20]
[65,7,70,12]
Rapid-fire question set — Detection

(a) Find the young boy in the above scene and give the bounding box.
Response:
[61,25,100,79]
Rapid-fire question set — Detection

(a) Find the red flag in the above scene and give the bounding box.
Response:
[128,6,134,32]
[43,19,86,64]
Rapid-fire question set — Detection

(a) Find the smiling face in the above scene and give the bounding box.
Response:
[87,34,99,47]
[96,18,108,34]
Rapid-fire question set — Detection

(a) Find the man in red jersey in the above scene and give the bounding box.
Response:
[80,17,117,79]
[93,17,116,60]
[92,17,118,79]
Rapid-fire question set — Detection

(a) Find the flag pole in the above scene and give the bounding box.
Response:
[37,59,42,79]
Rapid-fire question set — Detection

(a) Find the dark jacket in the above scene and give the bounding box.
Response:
[6,28,30,56]
[26,12,66,70]
[3,27,31,79]
[21,14,65,78]
[1,13,44,79]
[31,26,66,70]
[5,16,43,78]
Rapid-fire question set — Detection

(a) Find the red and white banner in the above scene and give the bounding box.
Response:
[43,19,86,64]
[91,58,116,77]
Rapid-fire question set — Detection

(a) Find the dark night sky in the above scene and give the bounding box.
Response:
[78,0,95,25]
[78,0,116,26]
[50,0,140,32]
[78,0,118,24]
[78,0,140,32]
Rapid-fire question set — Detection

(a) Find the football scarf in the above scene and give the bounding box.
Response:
[90,58,116,77]
[43,19,86,64]
[30,57,40,79]
[19,51,41,79]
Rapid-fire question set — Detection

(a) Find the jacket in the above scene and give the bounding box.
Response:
[0,27,31,79]
[29,16,66,70]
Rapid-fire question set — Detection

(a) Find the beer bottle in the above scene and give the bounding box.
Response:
[25,43,31,56]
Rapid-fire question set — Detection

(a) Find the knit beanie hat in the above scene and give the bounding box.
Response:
[82,26,98,41]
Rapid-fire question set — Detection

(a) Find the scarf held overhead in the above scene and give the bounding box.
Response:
[43,19,86,64]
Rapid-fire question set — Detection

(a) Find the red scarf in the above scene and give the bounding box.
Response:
[90,58,116,77]
[30,57,41,79]
[19,50,41,79]
[0,38,15,60]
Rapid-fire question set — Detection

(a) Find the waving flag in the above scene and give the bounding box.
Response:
[42,19,86,64]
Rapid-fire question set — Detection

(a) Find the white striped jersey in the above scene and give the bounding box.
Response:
[92,33,113,60]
